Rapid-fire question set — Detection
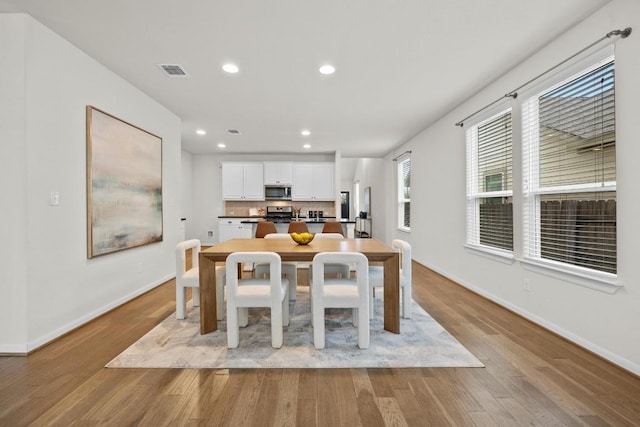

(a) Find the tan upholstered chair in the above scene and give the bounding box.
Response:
[287,221,309,234]
[321,221,344,235]
[255,221,277,238]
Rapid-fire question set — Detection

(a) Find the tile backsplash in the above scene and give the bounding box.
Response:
[225,200,335,217]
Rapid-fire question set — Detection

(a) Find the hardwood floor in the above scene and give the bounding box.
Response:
[1,263,639,426]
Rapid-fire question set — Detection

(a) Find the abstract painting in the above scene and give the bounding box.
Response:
[86,106,163,258]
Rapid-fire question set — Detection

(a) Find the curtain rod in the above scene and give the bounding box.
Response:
[392,150,412,161]
[454,27,632,127]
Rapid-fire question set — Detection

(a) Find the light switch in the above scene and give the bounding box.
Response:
[50,191,60,206]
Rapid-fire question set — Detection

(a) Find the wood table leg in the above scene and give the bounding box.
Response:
[199,253,218,334]
[383,252,400,333]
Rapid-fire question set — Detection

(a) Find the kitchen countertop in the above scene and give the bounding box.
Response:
[218,215,266,219]
[217,215,355,224]
[239,218,356,224]
[219,215,336,219]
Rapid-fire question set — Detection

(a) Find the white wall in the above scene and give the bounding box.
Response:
[191,154,223,245]
[0,14,182,352]
[0,15,29,351]
[386,0,640,374]
[181,150,193,240]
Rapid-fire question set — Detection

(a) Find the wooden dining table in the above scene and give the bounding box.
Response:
[198,238,400,335]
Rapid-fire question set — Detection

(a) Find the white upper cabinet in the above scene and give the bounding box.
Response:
[292,164,314,200]
[222,163,245,199]
[242,163,265,199]
[222,163,265,200]
[292,163,335,201]
[312,163,335,200]
[264,162,293,185]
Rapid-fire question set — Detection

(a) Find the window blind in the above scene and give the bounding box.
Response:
[522,58,616,274]
[466,110,513,252]
[398,158,411,229]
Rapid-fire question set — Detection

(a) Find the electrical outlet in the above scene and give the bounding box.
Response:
[523,278,531,292]
[208,230,214,237]
[49,191,60,206]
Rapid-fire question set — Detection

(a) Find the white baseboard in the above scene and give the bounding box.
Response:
[421,262,640,377]
[0,275,173,355]
[0,344,28,354]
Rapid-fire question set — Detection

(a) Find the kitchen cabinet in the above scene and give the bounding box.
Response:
[218,218,252,242]
[222,163,264,200]
[264,162,293,185]
[292,163,334,201]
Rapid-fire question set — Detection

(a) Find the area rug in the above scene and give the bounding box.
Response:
[106,288,484,369]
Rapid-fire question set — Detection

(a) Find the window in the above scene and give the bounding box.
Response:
[522,57,616,276]
[397,157,410,230]
[466,109,513,254]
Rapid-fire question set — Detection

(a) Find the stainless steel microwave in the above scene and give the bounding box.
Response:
[265,185,292,200]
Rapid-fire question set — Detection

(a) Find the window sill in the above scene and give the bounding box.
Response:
[464,244,515,265]
[521,257,622,294]
[397,226,410,234]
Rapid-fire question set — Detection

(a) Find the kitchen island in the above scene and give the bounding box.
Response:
[239,217,356,238]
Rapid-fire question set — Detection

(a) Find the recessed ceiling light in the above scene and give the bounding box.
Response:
[218,143,226,148]
[222,63,239,74]
[301,129,311,136]
[196,129,206,135]
[319,64,336,75]
[303,144,311,149]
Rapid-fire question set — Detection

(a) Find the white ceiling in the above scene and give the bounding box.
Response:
[1,0,609,157]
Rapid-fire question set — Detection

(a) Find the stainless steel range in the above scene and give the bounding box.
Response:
[265,205,293,223]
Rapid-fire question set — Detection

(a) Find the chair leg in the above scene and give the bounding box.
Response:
[176,285,187,320]
[369,288,375,318]
[286,265,297,301]
[358,304,370,349]
[216,284,225,321]
[227,306,239,348]
[313,307,325,349]
[282,295,290,327]
[402,286,412,319]
[192,286,200,307]
[271,304,283,348]
[310,292,314,327]
[239,307,249,327]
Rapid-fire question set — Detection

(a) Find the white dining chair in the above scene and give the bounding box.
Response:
[309,233,350,279]
[225,251,290,348]
[254,233,299,300]
[175,239,226,320]
[311,252,369,349]
[369,239,412,318]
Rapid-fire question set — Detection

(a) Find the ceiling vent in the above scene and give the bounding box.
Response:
[227,129,241,135]
[157,64,189,78]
